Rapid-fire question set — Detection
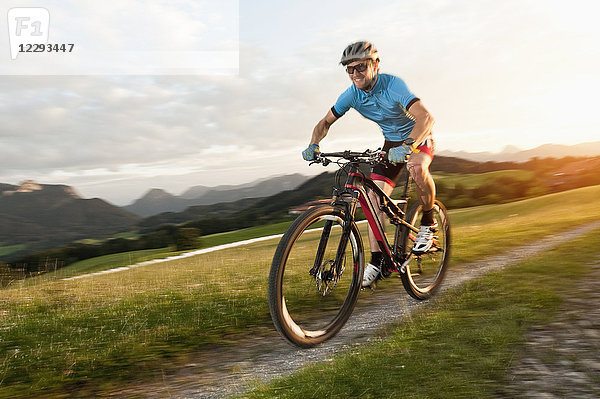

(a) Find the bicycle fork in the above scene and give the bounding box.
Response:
[310,219,333,277]
[309,195,359,289]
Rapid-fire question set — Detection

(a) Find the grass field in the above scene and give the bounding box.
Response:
[200,220,292,248]
[0,244,26,258]
[19,247,174,285]
[16,221,295,286]
[245,226,600,398]
[1,185,599,397]
[433,169,535,189]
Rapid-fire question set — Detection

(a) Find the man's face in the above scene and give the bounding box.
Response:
[346,59,378,90]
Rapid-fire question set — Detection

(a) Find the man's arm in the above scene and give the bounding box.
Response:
[406,100,434,147]
[309,109,339,145]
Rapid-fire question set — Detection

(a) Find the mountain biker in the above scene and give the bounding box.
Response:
[302,41,437,288]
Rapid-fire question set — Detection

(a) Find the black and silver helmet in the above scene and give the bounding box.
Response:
[340,41,380,65]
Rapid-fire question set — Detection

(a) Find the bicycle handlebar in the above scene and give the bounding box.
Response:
[311,149,387,166]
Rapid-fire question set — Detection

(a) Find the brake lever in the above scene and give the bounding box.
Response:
[368,150,386,164]
[379,151,387,163]
[309,156,330,166]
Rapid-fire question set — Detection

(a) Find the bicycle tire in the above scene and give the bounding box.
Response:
[268,204,364,347]
[398,200,450,300]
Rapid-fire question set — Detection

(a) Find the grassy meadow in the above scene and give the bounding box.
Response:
[0,244,26,258]
[433,169,535,189]
[1,185,599,397]
[246,225,600,398]
[10,221,294,287]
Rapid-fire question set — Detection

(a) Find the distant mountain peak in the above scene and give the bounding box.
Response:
[143,188,175,200]
[1,181,82,199]
[438,141,600,163]
[0,181,139,259]
[501,145,520,154]
[125,173,310,217]
[2,180,43,196]
[18,180,42,193]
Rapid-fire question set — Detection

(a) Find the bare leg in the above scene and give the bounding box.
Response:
[406,151,435,211]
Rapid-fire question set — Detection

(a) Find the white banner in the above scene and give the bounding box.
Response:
[1,0,239,75]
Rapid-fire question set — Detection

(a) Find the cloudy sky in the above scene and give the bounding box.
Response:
[1,0,599,205]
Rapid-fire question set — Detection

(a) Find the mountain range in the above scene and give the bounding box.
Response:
[437,141,600,163]
[118,141,600,217]
[124,173,309,217]
[0,181,140,255]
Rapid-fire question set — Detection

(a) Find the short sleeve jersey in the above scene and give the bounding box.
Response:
[331,73,419,142]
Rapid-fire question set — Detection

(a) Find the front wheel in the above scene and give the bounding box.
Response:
[268,205,364,347]
[398,200,450,300]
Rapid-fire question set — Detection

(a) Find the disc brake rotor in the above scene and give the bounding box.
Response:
[315,257,345,296]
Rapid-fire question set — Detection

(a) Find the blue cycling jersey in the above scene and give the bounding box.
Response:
[332,73,419,141]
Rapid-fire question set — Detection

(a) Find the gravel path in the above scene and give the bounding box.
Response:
[111,220,600,399]
[499,261,600,398]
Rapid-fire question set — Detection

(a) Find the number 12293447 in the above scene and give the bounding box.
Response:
[19,43,74,53]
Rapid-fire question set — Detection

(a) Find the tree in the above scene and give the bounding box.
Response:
[175,228,201,251]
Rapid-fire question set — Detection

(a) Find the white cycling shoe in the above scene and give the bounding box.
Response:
[362,263,381,287]
[412,222,438,254]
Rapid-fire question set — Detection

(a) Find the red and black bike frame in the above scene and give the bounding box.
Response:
[331,162,415,273]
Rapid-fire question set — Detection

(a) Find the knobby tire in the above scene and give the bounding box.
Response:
[268,205,364,347]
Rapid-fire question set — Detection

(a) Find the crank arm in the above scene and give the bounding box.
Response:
[400,253,415,274]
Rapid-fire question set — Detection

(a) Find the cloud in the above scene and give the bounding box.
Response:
[1,0,599,205]
[0,48,350,203]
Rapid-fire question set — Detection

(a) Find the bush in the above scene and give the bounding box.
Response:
[175,228,201,251]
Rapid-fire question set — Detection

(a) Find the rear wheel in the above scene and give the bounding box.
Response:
[268,205,364,347]
[398,200,450,300]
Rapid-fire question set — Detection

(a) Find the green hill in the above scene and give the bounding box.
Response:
[0,182,140,260]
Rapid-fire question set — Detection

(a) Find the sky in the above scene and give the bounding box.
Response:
[0,0,599,205]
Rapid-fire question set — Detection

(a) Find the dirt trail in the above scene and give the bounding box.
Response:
[112,220,600,399]
[499,260,600,398]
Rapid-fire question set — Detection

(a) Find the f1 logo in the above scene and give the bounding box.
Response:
[7,8,50,60]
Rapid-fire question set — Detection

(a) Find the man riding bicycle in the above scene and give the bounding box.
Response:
[302,41,437,288]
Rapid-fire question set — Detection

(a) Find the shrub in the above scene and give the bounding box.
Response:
[175,228,201,251]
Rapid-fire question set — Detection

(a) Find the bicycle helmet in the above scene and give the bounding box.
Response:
[340,41,380,65]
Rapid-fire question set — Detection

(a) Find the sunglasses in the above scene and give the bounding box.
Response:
[345,62,369,74]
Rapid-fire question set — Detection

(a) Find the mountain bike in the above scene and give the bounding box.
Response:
[268,149,450,347]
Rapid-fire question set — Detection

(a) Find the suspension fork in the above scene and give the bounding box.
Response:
[332,189,359,275]
[309,218,333,276]
[309,189,359,277]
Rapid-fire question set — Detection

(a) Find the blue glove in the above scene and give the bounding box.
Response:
[302,143,320,161]
[388,144,413,164]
